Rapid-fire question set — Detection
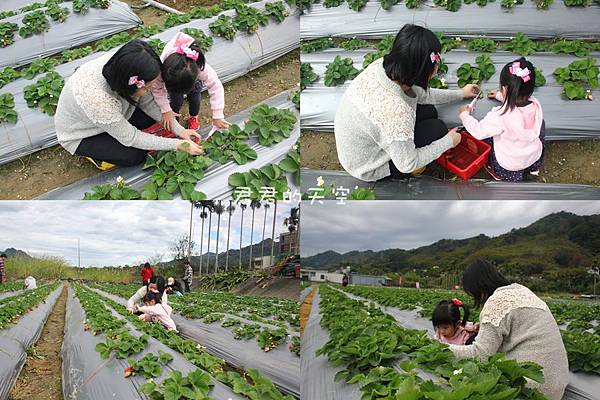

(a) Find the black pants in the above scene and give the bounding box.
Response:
[169,80,203,116]
[388,104,448,179]
[184,280,191,292]
[75,108,156,167]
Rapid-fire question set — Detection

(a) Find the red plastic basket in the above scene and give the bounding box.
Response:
[436,129,491,180]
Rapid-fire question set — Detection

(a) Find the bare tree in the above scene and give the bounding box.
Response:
[171,235,196,263]
[225,201,236,272]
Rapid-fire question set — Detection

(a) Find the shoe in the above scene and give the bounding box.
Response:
[483,164,502,181]
[188,116,200,130]
[85,157,115,171]
[411,166,426,176]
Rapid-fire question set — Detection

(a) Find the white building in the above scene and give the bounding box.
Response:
[301,269,344,283]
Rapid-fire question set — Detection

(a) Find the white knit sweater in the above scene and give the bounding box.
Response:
[449,284,569,400]
[334,58,463,181]
[55,53,185,155]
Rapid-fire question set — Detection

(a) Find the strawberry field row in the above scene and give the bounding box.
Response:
[0,282,59,331]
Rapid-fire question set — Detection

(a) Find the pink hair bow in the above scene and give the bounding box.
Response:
[128,76,145,89]
[509,62,531,83]
[175,45,199,61]
[430,52,441,64]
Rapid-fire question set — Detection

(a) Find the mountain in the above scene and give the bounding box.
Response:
[1,248,31,258]
[301,212,600,292]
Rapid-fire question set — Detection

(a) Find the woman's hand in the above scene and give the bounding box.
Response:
[212,118,231,129]
[448,127,462,148]
[161,111,180,131]
[178,139,204,156]
[462,84,480,99]
[179,129,202,144]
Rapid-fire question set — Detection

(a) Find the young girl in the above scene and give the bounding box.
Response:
[432,298,478,345]
[152,32,230,132]
[135,292,177,332]
[459,57,545,182]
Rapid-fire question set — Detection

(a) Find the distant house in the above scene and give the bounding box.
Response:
[301,269,385,286]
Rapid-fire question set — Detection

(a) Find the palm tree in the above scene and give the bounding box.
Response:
[213,201,225,273]
[225,201,236,272]
[198,206,208,277]
[204,200,215,274]
[269,200,278,267]
[261,203,270,264]
[248,200,261,269]
[239,202,247,269]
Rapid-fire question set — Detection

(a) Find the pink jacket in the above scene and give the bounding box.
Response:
[459,93,543,171]
[152,32,225,119]
[137,303,177,331]
[436,325,473,345]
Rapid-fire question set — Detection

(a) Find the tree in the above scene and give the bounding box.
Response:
[249,200,262,269]
[225,201,236,272]
[171,235,196,263]
[205,200,215,274]
[261,203,270,263]
[239,201,247,269]
[197,206,208,277]
[270,200,278,267]
[213,201,225,273]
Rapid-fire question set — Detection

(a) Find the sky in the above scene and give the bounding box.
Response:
[300,200,600,257]
[0,201,296,267]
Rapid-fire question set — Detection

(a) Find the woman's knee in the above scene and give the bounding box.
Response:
[414,118,448,148]
[118,150,148,167]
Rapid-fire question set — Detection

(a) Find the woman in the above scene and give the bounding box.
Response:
[126,275,169,314]
[140,262,154,286]
[55,40,203,170]
[450,260,568,400]
[166,277,184,296]
[334,24,479,181]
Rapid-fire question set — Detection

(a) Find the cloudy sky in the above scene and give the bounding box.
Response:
[301,201,600,257]
[0,201,296,267]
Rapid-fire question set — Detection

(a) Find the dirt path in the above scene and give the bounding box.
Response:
[299,287,316,336]
[10,284,67,400]
[232,276,301,301]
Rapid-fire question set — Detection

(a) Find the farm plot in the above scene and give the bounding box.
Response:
[88,281,301,398]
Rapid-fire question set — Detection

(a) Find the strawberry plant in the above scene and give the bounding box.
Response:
[244,104,297,146]
[502,32,537,55]
[181,28,214,51]
[554,57,599,100]
[379,0,400,9]
[83,177,142,200]
[300,63,318,91]
[290,88,300,109]
[60,46,93,62]
[476,54,495,80]
[233,5,268,34]
[405,0,423,7]
[19,10,50,37]
[535,67,546,87]
[0,22,19,47]
[203,313,224,323]
[95,32,130,51]
[468,37,496,53]
[141,150,211,201]
[127,351,173,379]
[95,330,149,359]
[433,0,462,11]
[202,124,258,165]
[45,3,69,22]
[563,0,591,5]
[219,368,294,400]
[0,283,59,331]
[289,336,300,356]
[340,37,369,51]
[456,55,495,87]
[0,11,18,19]
[140,369,214,399]
[0,94,17,125]
[222,318,242,327]
[551,39,591,57]
[164,13,191,28]
[349,187,376,200]
[21,58,57,80]
[437,32,462,53]
[134,24,164,39]
[264,1,289,22]
[257,327,288,351]
[323,0,344,7]
[501,0,524,8]
[561,331,600,374]
[23,71,64,116]
[324,56,359,86]
[229,164,292,200]
[209,15,237,40]
[300,37,334,53]
[347,0,368,10]
[533,0,553,8]
[73,0,111,13]
[234,323,262,339]
[189,5,223,19]
[147,38,165,55]
[286,0,315,11]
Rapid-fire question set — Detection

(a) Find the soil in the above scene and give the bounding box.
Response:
[300,131,600,186]
[0,51,299,200]
[232,276,301,301]
[299,287,316,336]
[10,284,67,400]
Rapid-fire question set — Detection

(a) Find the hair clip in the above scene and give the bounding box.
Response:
[176,45,199,61]
[430,52,441,64]
[451,298,462,306]
[128,75,146,89]
[509,62,531,83]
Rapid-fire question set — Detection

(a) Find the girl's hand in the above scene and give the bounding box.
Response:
[459,105,472,114]
[178,139,204,156]
[179,129,202,144]
[448,127,462,147]
[488,90,498,100]
[462,84,480,99]
[162,111,180,131]
[212,118,231,129]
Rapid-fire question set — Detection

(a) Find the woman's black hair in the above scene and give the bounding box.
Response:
[162,42,206,95]
[499,57,536,115]
[383,24,441,90]
[144,262,151,268]
[432,300,470,328]
[462,260,510,308]
[102,39,162,106]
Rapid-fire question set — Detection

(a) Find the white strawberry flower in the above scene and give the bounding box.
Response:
[453,368,463,375]
[317,176,325,187]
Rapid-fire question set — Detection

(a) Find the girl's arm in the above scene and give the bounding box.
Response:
[138,90,186,136]
[459,110,504,140]
[415,87,463,105]
[136,305,156,316]
[448,321,503,360]
[198,63,225,119]
[151,76,174,114]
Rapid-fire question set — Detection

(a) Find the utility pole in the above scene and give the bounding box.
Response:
[188,202,194,261]
[78,238,81,268]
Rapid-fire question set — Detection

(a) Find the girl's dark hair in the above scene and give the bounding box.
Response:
[499,57,536,115]
[149,275,166,294]
[102,39,162,106]
[143,291,161,304]
[162,42,206,95]
[462,260,510,308]
[383,24,441,90]
[432,300,470,327]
